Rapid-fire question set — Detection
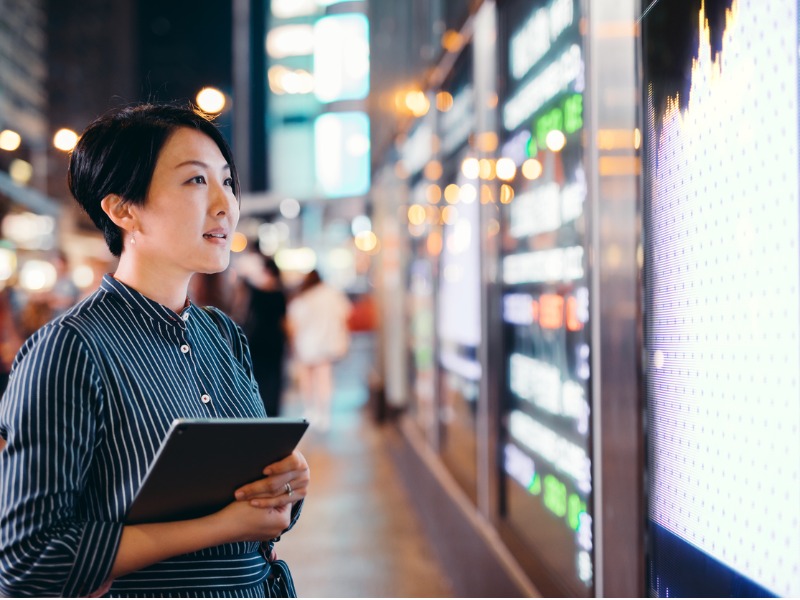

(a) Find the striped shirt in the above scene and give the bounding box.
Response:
[0,275,299,597]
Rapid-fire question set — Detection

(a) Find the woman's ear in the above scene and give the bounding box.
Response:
[100,194,136,231]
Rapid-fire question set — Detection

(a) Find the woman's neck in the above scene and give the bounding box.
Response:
[112,260,191,314]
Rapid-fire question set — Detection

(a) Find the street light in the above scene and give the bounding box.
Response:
[0,130,21,151]
[196,87,226,114]
[53,128,78,152]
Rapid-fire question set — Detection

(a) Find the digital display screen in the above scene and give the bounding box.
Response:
[401,115,438,436]
[436,47,481,500]
[437,51,481,380]
[642,0,800,596]
[497,0,593,593]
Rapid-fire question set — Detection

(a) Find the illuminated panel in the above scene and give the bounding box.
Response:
[435,44,482,501]
[266,25,314,59]
[497,0,591,593]
[509,0,574,80]
[313,14,370,103]
[503,44,583,131]
[508,177,586,238]
[440,84,475,156]
[502,246,584,284]
[644,0,800,596]
[314,111,370,198]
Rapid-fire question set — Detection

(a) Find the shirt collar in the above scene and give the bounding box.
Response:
[100,274,193,327]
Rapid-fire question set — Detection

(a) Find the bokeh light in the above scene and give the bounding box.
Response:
[230,232,248,253]
[0,130,21,151]
[53,128,78,152]
[196,87,226,114]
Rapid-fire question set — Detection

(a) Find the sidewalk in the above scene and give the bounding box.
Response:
[276,333,454,598]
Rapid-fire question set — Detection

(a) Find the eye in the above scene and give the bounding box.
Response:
[223,177,234,188]
[187,175,206,185]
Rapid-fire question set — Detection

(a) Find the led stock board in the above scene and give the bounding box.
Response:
[643,0,800,596]
[497,0,593,594]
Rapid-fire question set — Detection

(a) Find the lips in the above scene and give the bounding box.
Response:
[203,228,228,240]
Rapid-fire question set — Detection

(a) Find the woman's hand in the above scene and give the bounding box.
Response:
[212,500,293,543]
[234,450,310,508]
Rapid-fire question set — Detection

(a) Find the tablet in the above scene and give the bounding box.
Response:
[126,418,309,524]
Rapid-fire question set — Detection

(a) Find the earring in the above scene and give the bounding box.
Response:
[131,230,137,246]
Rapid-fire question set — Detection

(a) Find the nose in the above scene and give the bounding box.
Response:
[210,180,238,218]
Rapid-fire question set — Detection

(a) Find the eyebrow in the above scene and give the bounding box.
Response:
[175,160,231,171]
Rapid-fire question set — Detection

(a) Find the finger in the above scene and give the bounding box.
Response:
[235,451,310,500]
[262,450,309,477]
[248,483,305,508]
[238,480,309,504]
[241,477,310,508]
[235,472,309,500]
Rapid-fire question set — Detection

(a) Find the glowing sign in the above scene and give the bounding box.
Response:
[505,442,536,489]
[509,353,590,431]
[502,246,584,284]
[503,44,583,131]
[508,409,591,491]
[314,111,370,198]
[503,293,535,325]
[510,0,575,80]
[499,0,591,590]
[509,172,586,239]
[440,84,475,155]
[313,14,370,103]
[400,120,434,175]
[527,93,584,156]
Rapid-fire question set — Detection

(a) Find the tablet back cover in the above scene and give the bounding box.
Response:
[126,418,308,524]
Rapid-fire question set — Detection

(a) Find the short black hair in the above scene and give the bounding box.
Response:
[68,103,239,257]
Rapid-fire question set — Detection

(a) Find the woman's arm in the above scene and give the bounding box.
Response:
[110,448,309,578]
[0,327,122,597]
[108,500,292,580]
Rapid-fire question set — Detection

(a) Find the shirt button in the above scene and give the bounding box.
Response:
[182,312,190,321]
[180,344,190,354]
[201,394,211,404]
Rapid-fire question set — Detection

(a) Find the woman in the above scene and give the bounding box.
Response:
[0,103,310,597]
[287,270,352,431]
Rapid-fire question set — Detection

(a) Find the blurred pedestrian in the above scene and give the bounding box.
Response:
[242,254,288,417]
[286,269,352,431]
[48,251,80,316]
[0,103,309,597]
[18,294,52,339]
[0,285,21,398]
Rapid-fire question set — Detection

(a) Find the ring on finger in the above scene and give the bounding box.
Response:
[285,482,294,497]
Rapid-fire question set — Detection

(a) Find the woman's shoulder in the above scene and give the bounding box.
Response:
[52,287,128,334]
[15,287,133,356]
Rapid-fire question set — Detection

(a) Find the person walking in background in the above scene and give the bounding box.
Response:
[241,254,288,417]
[0,103,310,597]
[48,251,80,317]
[0,285,21,399]
[286,269,352,431]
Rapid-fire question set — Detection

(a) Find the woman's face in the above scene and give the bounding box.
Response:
[134,126,239,278]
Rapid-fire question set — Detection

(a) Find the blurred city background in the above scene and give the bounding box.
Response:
[2,0,799,598]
